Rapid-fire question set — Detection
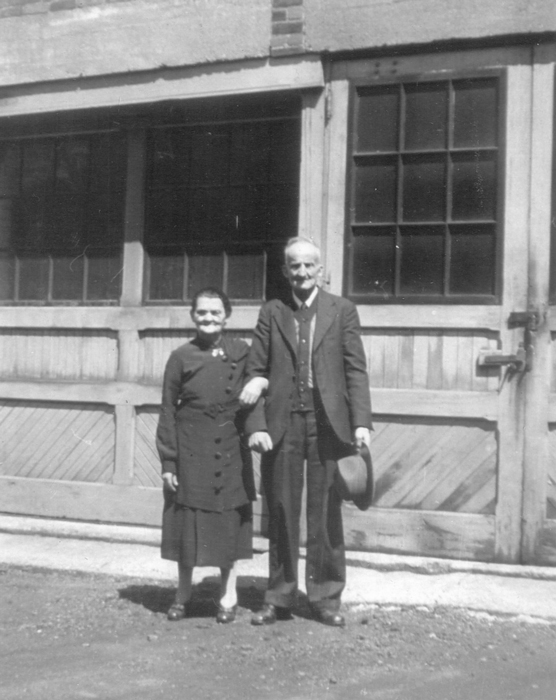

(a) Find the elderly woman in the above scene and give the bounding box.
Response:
[156,287,266,623]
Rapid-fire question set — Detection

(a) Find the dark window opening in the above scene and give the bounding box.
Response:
[346,76,502,303]
[0,131,126,304]
[144,105,300,304]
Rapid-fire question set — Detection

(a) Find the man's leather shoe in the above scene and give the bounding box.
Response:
[314,609,345,627]
[251,603,277,625]
[216,604,236,624]
[167,601,188,621]
[251,603,292,625]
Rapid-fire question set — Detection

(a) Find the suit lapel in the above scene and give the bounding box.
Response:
[275,301,298,357]
[313,291,336,353]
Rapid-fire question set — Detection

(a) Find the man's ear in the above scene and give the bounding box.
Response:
[282,264,289,279]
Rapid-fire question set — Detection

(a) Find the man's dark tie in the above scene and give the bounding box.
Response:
[293,302,315,411]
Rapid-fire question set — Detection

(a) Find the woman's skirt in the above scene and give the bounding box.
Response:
[161,493,252,568]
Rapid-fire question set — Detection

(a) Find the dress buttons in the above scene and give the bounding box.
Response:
[231,363,238,369]
[221,355,228,362]
[228,373,234,380]
[225,387,232,394]
[214,436,222,444]
[215,452,222,459]
[215,470,222,477]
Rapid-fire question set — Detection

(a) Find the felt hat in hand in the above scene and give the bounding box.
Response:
[336,444,374,511]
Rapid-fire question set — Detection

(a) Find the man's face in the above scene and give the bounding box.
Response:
[282,243,323,297]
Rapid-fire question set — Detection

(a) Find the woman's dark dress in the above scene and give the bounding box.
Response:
[156,336,255,568]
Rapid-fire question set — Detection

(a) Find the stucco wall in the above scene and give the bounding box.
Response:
[304,0,555,52]
[0,0,271,87]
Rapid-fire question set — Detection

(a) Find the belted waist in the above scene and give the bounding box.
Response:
[177,397,240,419]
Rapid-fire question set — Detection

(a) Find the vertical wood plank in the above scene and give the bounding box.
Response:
[427,332,443,390]
[383,332,400,388]
[398,332,414,389]
[121,128,146,307]
[298,90,325,252]
[322,78,349,295]
[114,403,135,486]
[521,54,555,563]
[494,62,532,563]
[412,332,429,389]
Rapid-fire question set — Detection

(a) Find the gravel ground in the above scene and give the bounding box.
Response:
[2,565,556,700]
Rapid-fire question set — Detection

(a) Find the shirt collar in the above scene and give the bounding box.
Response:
[292,286,319,309]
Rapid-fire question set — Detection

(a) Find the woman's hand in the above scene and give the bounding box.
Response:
[248,431,273,453]
[162,472,178,492]
[239,377,269,406]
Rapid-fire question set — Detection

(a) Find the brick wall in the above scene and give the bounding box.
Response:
[271,0,305,57]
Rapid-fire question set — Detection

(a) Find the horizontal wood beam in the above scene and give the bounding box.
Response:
[372,388,499,420]
[0,381,499,419]
[0,57,324,118]
[342,506,496,562]
[357,305,502,331]
[0,304,504,332]
[0,380,161,406]
[0,305,260,332]
[0,477,266,534]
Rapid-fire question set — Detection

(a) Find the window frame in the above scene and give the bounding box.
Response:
[343,67,507,305]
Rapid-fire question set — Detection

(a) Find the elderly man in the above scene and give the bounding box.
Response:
[240,237,372,627]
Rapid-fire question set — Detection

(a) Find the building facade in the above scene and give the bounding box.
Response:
[0,0,555,565]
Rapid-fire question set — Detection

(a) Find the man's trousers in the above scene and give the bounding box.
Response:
[261,406,348,612]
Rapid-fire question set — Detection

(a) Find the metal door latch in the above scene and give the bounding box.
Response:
[477,344,527,373]
[507,311,540,331]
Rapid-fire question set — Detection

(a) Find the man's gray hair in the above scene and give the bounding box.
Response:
[284,237,321,263]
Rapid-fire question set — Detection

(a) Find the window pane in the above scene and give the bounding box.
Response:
[231,185,270,242]
[148,255,184,301]
[350,228,396,295]
[452,154,496,220]
[189,188,230,240]
[88,133,126,248]
[149,128,190,187]
[187,253,223,298]
[269,183,299,242]
[404,83,448,151]
[354,157,397,223]
[87,254,122,300]
[450,225,495,295]
[21,140,54,193]
[453,79,497,148]
[55,137,89,195]
[52,256,84,300]
[145,189,184,248]
[230,123,270,185]
[18,257,49,300]
[356,86,399,152]
[269,120,300,184]
[190,128,229,185]
[227,252,265,299]
[402,155,446,221]
[400,227,444,295]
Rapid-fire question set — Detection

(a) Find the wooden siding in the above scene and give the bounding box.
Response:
[372,418,497,514]
[134,408,162,488]
[0,401,115,483]
[0,329,118,380]
[548,424,556,520]
[363,330,500,392]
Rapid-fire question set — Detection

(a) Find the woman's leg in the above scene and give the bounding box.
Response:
[176,563,194,604]
[219,563,238,609]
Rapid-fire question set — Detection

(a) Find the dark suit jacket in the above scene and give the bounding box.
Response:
[245,289,372,446]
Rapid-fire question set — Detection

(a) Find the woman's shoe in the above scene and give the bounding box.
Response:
[167,602,188,621]
[216,604,237,624]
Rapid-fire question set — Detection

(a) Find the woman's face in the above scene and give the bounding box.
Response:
[191,296,227,341]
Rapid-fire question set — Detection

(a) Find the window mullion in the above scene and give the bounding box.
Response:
[120,127,146,307]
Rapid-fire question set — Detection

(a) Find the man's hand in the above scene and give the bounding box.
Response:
[354,427,371,452]
[248,431,274,453]
[162,472,178,492]
[239,377,269,407]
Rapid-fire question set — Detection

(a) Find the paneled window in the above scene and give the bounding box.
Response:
[346,76,502,303]
[144,114,300,303]
[0,131,126,303]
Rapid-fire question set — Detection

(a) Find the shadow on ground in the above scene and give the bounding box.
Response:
[118,575,314,618]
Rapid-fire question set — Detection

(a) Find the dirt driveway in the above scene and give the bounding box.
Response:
[2,565,556,700]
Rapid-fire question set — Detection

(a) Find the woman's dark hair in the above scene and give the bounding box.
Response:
[191,287,232,318]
